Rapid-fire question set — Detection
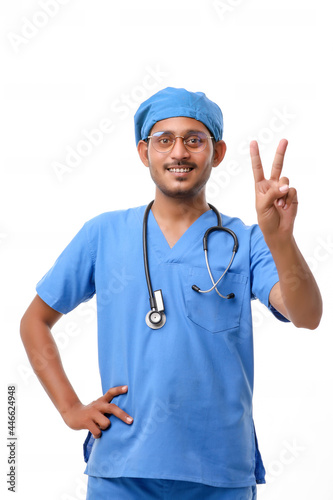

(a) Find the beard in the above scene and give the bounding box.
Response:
[147,158,213,200]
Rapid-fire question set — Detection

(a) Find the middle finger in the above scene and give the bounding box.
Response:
[107,403,134,424]
[270,139,288,181]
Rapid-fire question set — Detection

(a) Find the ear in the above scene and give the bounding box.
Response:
[212,140,227,168]
[137,140,150,167]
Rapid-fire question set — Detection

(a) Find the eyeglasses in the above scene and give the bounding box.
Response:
[147,131,214,154]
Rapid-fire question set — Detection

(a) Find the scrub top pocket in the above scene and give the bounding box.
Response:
[185,267,248,333]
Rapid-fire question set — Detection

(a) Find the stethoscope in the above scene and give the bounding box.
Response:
[143,201,239,329]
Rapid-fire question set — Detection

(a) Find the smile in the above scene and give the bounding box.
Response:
[167,168,193,173]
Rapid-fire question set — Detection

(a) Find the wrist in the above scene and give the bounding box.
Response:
[264,232,296,254]
[59,398,83,418]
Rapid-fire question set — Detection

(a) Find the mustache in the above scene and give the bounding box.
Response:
[164,161,197,169]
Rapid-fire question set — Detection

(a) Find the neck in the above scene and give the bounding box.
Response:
[151,190,211,224]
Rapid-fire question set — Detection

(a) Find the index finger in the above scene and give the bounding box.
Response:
[270,139,288,181]
[250,140,265,183]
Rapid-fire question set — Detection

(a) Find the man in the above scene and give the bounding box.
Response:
[20,87,322,499]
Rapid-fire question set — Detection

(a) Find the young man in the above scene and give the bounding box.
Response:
[20,87,322,499]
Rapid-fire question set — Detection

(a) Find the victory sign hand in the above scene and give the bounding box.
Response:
[250,139,298,243]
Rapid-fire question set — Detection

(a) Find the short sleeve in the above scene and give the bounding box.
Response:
[36,222,95,314]
[250,225,289,322]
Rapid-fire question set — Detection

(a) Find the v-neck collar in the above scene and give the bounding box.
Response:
[148,207,217,263]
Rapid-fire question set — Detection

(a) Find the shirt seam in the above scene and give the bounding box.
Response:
[83,222,96,267]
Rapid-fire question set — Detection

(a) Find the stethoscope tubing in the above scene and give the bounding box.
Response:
[143,201,239,328]
[143,200,156,311]
[203,249,236,297]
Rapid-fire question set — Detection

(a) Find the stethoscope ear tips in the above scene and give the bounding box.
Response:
[226,293,235,299]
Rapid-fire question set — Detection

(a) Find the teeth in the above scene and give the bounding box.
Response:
[168,168,191,173]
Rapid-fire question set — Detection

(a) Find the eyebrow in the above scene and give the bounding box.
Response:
[153,129,205,135]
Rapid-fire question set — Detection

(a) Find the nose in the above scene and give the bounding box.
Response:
[170,136,190,160]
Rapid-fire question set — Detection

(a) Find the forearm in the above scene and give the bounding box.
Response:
[20,308,133,438]
[267,235,322,329]
[20,316,81,417]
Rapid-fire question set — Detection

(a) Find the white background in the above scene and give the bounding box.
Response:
[1,1,332,499]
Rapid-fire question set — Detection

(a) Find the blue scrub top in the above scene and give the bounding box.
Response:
[36,205,287,488]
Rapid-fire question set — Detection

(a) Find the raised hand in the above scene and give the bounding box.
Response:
[250,139,298,243]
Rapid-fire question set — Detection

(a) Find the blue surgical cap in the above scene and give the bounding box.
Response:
[134,87,223,146]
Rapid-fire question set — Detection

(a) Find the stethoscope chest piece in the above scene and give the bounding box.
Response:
[145,288,166,329]
[145,310,166,329]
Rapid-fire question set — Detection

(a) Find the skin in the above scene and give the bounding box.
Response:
[20,295,133,439]
[249,139,322,328]
[137,117,226,247]
[20,116,322,441]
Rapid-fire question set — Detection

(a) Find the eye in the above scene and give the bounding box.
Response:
[159,137,172,144]
[154,133,174,144]
[185,135,204,145]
